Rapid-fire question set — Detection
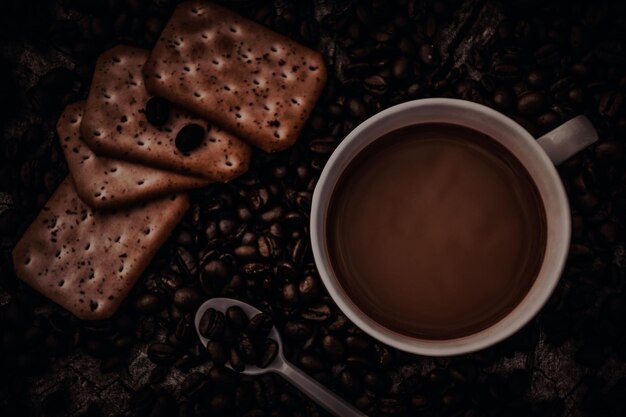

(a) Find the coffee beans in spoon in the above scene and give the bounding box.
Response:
[198,307,278,370]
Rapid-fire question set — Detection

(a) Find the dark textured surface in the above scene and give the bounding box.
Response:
[1,1,626,416]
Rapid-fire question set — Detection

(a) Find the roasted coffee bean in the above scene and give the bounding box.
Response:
[134,293,161,313]
[242,262,269,275]
[208,366,238,387]
[281,282,299,305]
[299,354,325,371]
[598,91,623,118]
[207,340,227,365]
[173,287,204,311]
[298,275,320,302]
[346,97,368,120]
[225,306,249,332]
[199,308,226,340]
[201,259,230,289]
[301,304,331,321]
[147,342,176,364]
[176,124,205,153]
[378,397,405,414]
[234,245,258,261]
[346,335,370,352]
[419,44,436,65]
[284,321,312,340]
[175,318,194,344]
[246,313,273,340]
[145,97,170,126]
[321,335,345,360]
[309,137,336,154]
[238,332,258,363]
[257,339,278,368]
[364,75,388,96]
[260,206,284,222]
[364,371,390,393]
[175,246,198,276]
[229,346,245,372]
[257,234,279,258]
[339,369,361,395]
[516,91,547,115]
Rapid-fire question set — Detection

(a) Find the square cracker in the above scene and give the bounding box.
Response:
[143,1,327,153]
[59,101,208,209]
[81,45,251,181]
[12,177,189,320]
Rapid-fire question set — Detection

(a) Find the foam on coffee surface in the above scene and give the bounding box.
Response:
[143,1,327,152]
[12,177,189,320]
[81,45,251,181]
[59,101,207,208]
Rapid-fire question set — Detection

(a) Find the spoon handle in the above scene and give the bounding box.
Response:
[276,360,368,417]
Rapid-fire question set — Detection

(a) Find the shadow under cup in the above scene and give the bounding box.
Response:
[325,122,548,341]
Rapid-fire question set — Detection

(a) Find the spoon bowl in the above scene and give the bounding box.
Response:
[194,297,284,375]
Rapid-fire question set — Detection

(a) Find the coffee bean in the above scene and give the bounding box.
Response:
[134,293,161,313]
[299,354,325,371]
[225,306,249,332]
[199,308,226,340]
[364,371,390,393]
[208,366,238,387]
[229,347,245,372]
[234,245,258,261]
[176,124,205,153]
[298,275,320,302]
[237,333,257,363]
[173,287,204,311]
[301,304,331,321]
[346,97,368,120]
[147,342,176,364]
[493,88,514,109]
[284,321,312,341]
[321,335,345,360]
[339,369,362,395]
[536,111,560,130]
[281,282,299,305]
[364,75,388,96]
[145,97,170,126]
[201,259,230,290]
[516,91,547,115]
[246,313,273,340]
[598,91,623,118]
[207,340,227,365]
[419,44,436,65]
[257,339,278,368]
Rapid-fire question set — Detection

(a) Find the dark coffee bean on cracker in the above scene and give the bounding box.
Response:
[145,97,170,126]
[176,124,205,153]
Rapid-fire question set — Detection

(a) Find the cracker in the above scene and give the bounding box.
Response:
[81,45,251,181]
[12,177,188,320]
[59,101,208,209]
[143,1,327,153]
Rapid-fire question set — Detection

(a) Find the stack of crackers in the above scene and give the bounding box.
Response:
[12,1,326,320]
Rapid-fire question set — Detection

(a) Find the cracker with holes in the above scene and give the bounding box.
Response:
[12,177,188,320]
[143,1,327,153]
[59,101,208,209]
[81,45,251,181]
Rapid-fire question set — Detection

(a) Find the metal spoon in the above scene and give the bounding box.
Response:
[194,297,368,417]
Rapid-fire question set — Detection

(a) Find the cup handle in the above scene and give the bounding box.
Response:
[536,115,598,165]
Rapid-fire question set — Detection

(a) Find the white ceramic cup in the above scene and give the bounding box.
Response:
[311,98,598,356]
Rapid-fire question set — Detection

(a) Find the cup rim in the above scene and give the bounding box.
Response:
[310,98,571,356]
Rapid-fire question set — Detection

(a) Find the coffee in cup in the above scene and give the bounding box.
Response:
[326,122,546,339]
